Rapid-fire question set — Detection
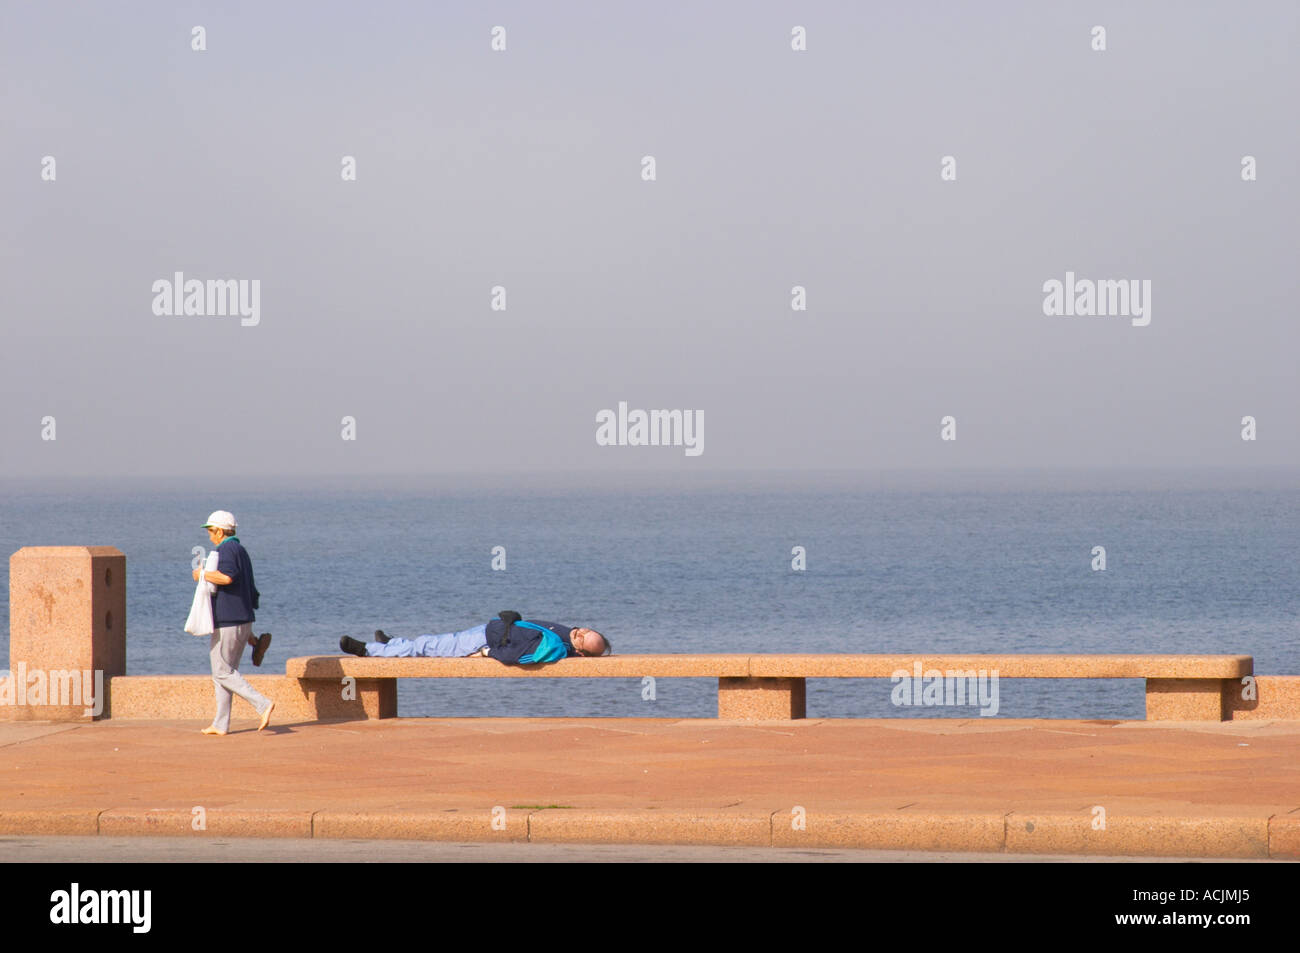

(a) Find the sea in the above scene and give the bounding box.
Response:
[1,470,1296,720]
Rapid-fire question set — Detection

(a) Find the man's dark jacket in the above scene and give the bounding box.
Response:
[484,618,573,664]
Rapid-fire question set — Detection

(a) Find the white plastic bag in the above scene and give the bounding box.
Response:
[184,551,220,636]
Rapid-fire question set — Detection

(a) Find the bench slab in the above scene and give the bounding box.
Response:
[282,654,1254,722]
[746,654,1254,679]
[286,654,1253,680]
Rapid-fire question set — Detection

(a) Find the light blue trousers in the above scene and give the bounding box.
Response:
[209,623,271,731]
[365,623,489,658]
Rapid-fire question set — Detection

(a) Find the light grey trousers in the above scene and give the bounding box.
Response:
[209,623,271,732]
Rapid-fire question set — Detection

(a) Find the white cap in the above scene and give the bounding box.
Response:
[202,510,237,532]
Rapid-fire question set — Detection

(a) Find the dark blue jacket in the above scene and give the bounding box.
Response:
[485,619,574,664]
[211,537,260,627]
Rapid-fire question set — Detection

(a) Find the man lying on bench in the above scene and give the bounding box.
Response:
[338,611,611,663]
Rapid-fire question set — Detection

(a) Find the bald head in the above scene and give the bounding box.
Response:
[570,628,610,657]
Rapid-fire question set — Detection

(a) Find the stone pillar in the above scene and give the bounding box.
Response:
[3,547,126,721]
[717,677,806,720]
[295,678,398,719]
[1145,677,1232,721]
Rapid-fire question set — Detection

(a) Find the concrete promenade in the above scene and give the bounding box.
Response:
[3,715,1299,858]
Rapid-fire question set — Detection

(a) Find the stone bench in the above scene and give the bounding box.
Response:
[284,653,1255,721]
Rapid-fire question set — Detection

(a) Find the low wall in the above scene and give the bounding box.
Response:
[100,673,1299,723]
[107,675,395,721]
[1225,675,1300,720]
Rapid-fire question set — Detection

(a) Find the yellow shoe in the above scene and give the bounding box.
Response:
[201,725,227,736]
[258,701,275,731]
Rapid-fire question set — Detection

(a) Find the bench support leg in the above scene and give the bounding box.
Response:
[718,677,806,720]
[296,678,397,719]
[1145,678,1233,721]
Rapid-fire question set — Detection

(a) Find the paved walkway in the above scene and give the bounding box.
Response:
[2,717,1298,857]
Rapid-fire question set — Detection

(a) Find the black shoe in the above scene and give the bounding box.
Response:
[340,636,367,657]
[374,629,392,644]
[251,632,272,666]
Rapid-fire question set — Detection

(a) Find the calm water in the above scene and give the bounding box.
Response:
[1,473,1296,719]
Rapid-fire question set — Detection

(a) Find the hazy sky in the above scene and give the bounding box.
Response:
[2,1,1296,478]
